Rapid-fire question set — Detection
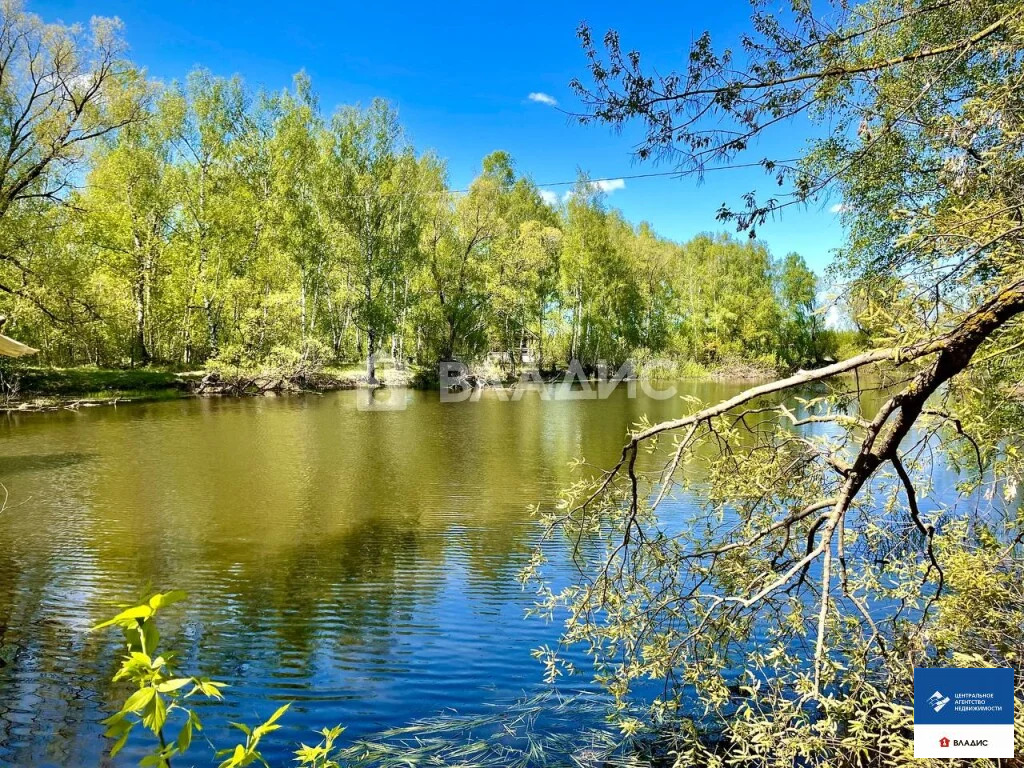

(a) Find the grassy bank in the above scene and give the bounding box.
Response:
[0,356,790,411]
[0,365,195,409]
[0,363,431,410]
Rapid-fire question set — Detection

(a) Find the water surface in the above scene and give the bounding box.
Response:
[0,381,760,766]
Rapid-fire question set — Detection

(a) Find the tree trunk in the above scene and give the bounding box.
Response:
[133,283,149,366]
[131,232,151,366]
[300,267,307,341]
[366,329,377,384]
[569,282,583,363]
[204,297,218,357]
[537,298,545,371]
[443,318,457,362]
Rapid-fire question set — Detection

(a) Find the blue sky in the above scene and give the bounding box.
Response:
[34,0,846,273]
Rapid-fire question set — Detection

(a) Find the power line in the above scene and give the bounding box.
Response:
[335,160,785,201]
[530,169,682,189]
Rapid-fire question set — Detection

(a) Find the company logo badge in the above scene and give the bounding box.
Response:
[914,668,1014,759]
[929,690,951,713]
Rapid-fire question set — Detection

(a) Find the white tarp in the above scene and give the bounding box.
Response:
[0,334,38,357]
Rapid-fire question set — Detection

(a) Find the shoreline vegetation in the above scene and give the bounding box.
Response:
[0,356,784,412]
[0,8,847,399]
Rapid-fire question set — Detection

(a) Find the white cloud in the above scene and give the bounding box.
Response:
[528,92,558,107]
[829,203,847,214]
[595,178,625,193]
[538,189,559,206]
[558,178,628,204]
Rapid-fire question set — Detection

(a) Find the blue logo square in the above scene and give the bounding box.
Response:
[914,668,1014,725]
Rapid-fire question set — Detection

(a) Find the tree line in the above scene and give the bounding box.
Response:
[1,4,833,382]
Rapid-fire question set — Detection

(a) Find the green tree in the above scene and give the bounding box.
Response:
[0,9,830,377]
[325,99,419,383]
[78,94,174,364]
[164,70,251,363]
[268,73,328,351]
[479,151,560,371]
[417,158,503,361]
[0,1,142,330]
[775,251,820,365]
[671,233,782,363]
[559,177,627,368]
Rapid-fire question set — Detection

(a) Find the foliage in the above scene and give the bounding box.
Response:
[93,590,228,766]
[0,0,145,323]
[215,703,292,768]
[294,726,346,768]
[0,3,829,375]
[520,0,1024,765]
[95,591,360,768]
[9,365,186,402]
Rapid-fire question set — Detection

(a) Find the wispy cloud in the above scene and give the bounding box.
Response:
[595,178,625,193]
[528,92,558,107]
[538,189,559,206]
[538,179,628,207]
[829,203,847,214]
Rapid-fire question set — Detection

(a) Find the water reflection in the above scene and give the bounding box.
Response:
[1,381,806,766]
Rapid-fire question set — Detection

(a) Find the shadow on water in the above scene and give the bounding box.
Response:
[0,452,94,479]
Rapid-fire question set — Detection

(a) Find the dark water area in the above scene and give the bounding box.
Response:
[0,381,765,766]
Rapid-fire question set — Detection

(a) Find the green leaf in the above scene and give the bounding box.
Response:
[190,678,228,699]
[157,678,191,693]
[109,724,132,758]
[142,692,167,734]
[141,618,160,655]
[176,718,193,753]
[93,604,152,630]
[252,723,281,739]
[265,702,290,727]
[122,686,156,713]
[217,743,248,768]
[148,591,187,612]
[101,710,127,728]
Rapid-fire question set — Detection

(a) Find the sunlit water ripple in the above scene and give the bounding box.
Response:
[1,382,811,766]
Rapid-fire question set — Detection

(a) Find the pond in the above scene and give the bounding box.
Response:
[0,380,887,765]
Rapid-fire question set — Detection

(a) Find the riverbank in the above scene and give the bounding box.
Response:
[0,358,784,412]
[0,364,433,411]
[0,367,192,411]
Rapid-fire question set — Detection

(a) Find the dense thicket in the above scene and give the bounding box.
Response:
[0,8,832,376]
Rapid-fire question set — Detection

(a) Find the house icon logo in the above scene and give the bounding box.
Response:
[940,737,950,748]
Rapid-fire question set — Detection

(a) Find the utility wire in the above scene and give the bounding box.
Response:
[334,160,790,200]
